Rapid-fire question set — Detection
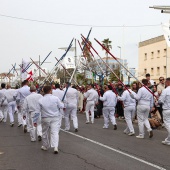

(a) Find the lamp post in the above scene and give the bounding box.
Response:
[117,46,122,80]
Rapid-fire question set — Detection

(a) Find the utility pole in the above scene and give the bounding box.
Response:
[74,39,77,82]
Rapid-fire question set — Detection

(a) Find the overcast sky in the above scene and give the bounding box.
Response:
[0,0,170,73]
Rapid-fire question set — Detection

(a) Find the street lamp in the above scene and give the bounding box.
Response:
[117,46,122,80]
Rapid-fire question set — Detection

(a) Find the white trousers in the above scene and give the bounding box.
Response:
[85,101,95,123]
[42,116,61,148]
[17,102,26,126]
[64,104,78,130]
[28,112,42,141]
[8,101,16,123]
[102,107,116,128]
[0,105,8,122]
[137,105,152,137]
[163,110,170,142]
[124,106,135,133]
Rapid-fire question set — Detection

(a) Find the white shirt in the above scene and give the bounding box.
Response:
[23,92,43,115]
[118,89,136,107]
[52,89,65,101]
[0,89,8,105]
[4,88,16,103]
[16,85,31,104]
[100,90,117,107]
[64,87,78,105]
[132,86,154,107]
[84,88,98,103]
[38,94,64,118]
[158,86,170,110]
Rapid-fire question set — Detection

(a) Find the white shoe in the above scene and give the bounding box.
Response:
[85,121,89,124]
[128,132,135,136]
[103,126,108,129]
[0,117,4,122]
[54,147,58,154]
[31,139,36,142]
[10,122,14,127]
[162,141,170,145]
[41,146,47,151]
[123,130,129,134]
[91,121,94,124]
[136,135,144,139]
[64,128,69,131]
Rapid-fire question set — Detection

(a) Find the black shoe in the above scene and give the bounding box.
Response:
[38,136,42,141]
[114,125,117,130]
[10,122,14,127]
[24,125,27,133]
[149,130,153,138]
[75,129,78,132]
[18,124,22,127]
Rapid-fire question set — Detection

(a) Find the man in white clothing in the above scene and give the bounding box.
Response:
[23,85,43,142]
[130,79,154,139]
[52,83,66,120]
[38,86,64,154]
[100,85,117,130]
[158,77,170,145]
[16,80,31,132]
[0,83,8,123]
[84,84,98,124]
[64,83,78,132]
[117,84,136,135]
[4,84,17,126]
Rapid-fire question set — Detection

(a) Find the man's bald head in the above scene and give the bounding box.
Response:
[7,84,11,89]
[30,85,36,92]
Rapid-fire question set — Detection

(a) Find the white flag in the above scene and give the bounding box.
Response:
[63,56,75,69]
[21,59,30,81]
[162,22,170,47]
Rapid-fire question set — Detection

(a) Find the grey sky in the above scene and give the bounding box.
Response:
[0,0,170,73]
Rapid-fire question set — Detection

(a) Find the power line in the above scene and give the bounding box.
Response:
[0,14,161,28]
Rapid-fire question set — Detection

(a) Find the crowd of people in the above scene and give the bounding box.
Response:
[0,73,170,154]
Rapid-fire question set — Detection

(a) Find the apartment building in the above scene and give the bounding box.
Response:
[138,35,170,83]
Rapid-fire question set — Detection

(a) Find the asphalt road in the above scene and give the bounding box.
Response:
[0,113,169,170]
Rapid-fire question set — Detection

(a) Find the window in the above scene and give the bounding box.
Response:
[144,53,147,60]
[164,49,167,57]
[157,50,160,58]
[144,69,147,75]
[151,68,154,76]
[164,66,166,75]
[151,52,154,59]
[157,67,160,75]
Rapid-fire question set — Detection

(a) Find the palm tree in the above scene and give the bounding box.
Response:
[81,40,93,63]
[102,38,112,77]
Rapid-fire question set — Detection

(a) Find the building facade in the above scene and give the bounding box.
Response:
[138,35,170,83]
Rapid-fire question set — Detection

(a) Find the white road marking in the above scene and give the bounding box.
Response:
[61,129,166,170]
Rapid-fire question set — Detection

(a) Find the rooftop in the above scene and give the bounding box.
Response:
[139,35,165,47]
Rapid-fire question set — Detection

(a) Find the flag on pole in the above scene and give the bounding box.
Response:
[162,22,170,47]
[62,56,75,69]
[21,59,30,81]
[26,70,34,81]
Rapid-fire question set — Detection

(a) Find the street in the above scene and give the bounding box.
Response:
[0,113,169,170]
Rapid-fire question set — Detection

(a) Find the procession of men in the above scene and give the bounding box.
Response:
[0,76,170,156]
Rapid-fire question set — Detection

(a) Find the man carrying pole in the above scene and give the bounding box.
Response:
[99,84,117,130]
[130,79,154,139]
[84,84,98,124]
